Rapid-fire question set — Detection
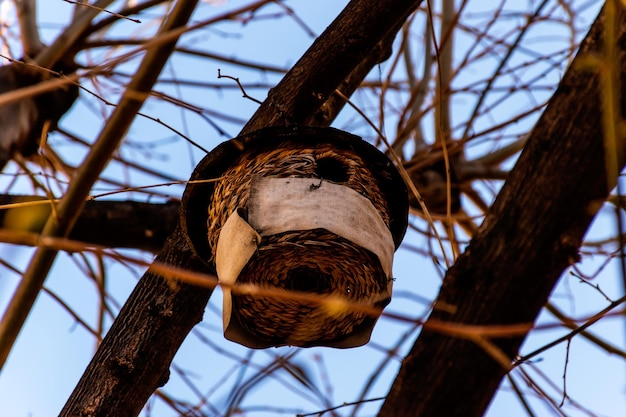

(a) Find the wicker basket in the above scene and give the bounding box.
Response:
[181,126,408,348]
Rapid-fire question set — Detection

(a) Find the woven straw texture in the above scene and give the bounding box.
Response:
[208,141,392,346]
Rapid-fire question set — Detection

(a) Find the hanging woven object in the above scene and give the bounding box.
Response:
[181,126,408,348]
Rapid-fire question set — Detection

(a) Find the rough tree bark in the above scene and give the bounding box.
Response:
[58,1,422,416]
[378,4,626,416]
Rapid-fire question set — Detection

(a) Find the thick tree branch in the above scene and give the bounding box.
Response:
[60,225,212,417]
[304,28,398,127]
[241,0,421,134]
[378,5,626,416]
[59,1,423,416]
[0,196,178,252]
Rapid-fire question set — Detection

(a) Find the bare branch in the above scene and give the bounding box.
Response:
[63,0,142,24]
[217,69,263,105]
[35,0,116,68]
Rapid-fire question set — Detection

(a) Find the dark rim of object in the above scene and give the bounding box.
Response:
[180,126,409,266]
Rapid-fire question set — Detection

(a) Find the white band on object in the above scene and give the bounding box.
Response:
[248,176,394,276]
[216,176,394,287]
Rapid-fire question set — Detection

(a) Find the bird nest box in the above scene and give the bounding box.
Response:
[181,126,408,348]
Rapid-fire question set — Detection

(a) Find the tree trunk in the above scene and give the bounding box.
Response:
[378,4,626,416]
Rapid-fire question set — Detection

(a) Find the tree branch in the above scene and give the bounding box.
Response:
[241,0,422,134]
[60,225,213,417]
[0,195,178,253]
[378,5,626,416]
[304,27,398,127]
[34,0,116,68]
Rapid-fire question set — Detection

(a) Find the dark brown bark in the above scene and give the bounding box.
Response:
[59,226,213,417]
[304,28,399,127]
[378,5,626,417]
[72,201,178,252]
[59,1,422,416]
[0,195,178,252]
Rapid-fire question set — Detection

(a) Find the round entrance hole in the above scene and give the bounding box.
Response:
[315,157,349,183]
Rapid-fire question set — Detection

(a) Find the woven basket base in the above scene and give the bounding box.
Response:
[231,229,390,347]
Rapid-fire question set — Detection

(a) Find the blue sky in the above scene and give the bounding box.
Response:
[1,1,624,416]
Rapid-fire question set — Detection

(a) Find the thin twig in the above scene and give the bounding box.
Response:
[572,271,614,303]
[298,396,385,417]
[545,302,626,359]
[515,294,626,366]
[459,0,551,142]
[63,0,141,23]
[558,339,571,407]
[506,373,537,417]
[217,69,263,105]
